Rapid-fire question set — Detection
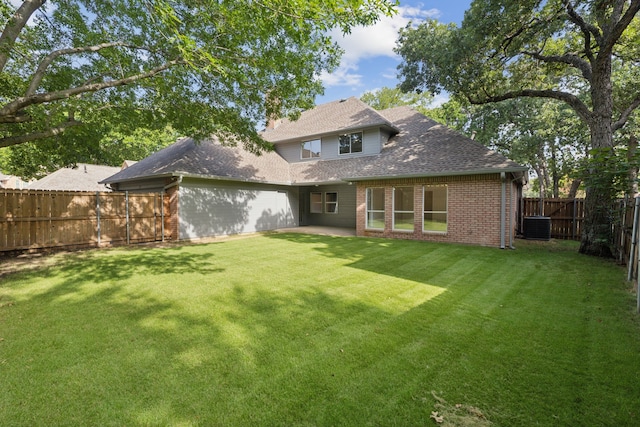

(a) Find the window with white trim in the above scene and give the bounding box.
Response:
[366,187,385,229]
[301,139,321,159]
[339,132,363,155]
[393,186,414,231]
[423,185,447,232]
[310,192,323,213]
[325,192,338,213]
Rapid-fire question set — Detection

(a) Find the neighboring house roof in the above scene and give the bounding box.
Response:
[102,137,292,186]
[29,163,120,191]
[103,101,527,187]
[261,97,399,143]
[121,160,138,169]
[0,174,30,189]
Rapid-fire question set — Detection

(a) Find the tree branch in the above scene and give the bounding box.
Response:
[0,120,82,148]
[522,50,592,80]
[602,0,640,55]
[0,58,185,120]
[0,0,45,72]
[0,111,31,124]
[26,41,147,96]
[468,89,593,123]
[613,97,640,132]
[562,0,603,45]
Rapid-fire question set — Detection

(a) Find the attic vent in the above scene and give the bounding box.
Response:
[339,98,347,102]
[523,216,551,240]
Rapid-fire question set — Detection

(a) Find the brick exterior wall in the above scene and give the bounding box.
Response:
[166,185,180,241]
[356,174,519,247]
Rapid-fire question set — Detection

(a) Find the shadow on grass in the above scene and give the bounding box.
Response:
[2,234,638,426]
[2,248,417,425]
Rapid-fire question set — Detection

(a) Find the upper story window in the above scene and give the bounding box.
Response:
[301,139,321,159]
[339,132,363,155]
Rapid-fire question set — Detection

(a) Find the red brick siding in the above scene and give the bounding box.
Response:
[166,185,180,241]
[356,174,518,247]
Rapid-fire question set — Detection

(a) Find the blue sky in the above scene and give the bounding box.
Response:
[317,0,472,106]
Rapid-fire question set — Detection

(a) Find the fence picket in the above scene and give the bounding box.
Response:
[0,189,170,252]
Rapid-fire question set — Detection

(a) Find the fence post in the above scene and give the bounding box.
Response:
[96,192,101,246]
[125,191,130,245]
[571,197,578,240]
[627,197,640,282]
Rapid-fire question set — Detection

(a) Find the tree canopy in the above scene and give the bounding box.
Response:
[0,0,397,153]
[360,86,432,111]
[396,0,640,257]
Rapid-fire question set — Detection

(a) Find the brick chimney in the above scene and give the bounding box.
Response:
[266,116,282,130]
[265,91,281,130]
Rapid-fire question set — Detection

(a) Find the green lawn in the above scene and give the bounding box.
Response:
[1,234,639,426]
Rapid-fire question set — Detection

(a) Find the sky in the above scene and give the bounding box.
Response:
[316,0,473,106]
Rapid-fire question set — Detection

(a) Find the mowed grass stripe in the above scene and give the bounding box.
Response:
[0,236,638,426]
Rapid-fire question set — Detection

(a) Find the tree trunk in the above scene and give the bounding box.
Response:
[579,53,615,258]
[567,178,582,198]
[628,134,638,198]
[551,144,559,198]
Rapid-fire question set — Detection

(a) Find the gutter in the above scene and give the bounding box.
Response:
[163,174,183,190]
[342,167,529,183]
[108,171,293,188]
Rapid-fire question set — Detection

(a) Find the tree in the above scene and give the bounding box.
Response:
[396,1,640,257]
[360,86,432,111]
[426,97,588,199]
[0,125,179,179]
[0,0,397,152]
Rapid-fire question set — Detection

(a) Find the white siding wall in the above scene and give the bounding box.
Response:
[273,127,382,163]
[301,183,356,228]
[178,179,298,240]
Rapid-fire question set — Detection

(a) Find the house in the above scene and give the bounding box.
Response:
[29,163,121,192]
[0,174,30,189]
[102,97,528,247]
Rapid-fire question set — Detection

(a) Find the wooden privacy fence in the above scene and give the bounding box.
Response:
[0,189,170,252]
[520,198,585,240]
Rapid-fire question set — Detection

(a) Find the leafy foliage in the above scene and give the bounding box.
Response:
[0,0,397,152]
[360,86,433,111]
[1,125,179,179]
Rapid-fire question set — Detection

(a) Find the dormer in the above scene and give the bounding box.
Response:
[261,97,399,163]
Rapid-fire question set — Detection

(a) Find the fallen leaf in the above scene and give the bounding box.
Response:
[430,411,444,424]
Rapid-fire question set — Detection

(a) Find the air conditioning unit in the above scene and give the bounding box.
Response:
[523,216,551,240]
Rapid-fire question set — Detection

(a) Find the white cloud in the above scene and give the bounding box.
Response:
[319,66,363,88]
[430,92,450,108]
[321,5,440,88]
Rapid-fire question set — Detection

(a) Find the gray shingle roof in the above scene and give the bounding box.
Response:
[29,164,120,191]
[101,137,291,185]
[261,97,399,143]
[102,102,527,187]
[289,106,526,184]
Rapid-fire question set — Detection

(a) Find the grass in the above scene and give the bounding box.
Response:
[1,234,639,426]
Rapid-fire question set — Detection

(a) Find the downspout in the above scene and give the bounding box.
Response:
[500,172,506,249]
[163,174,183,190]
